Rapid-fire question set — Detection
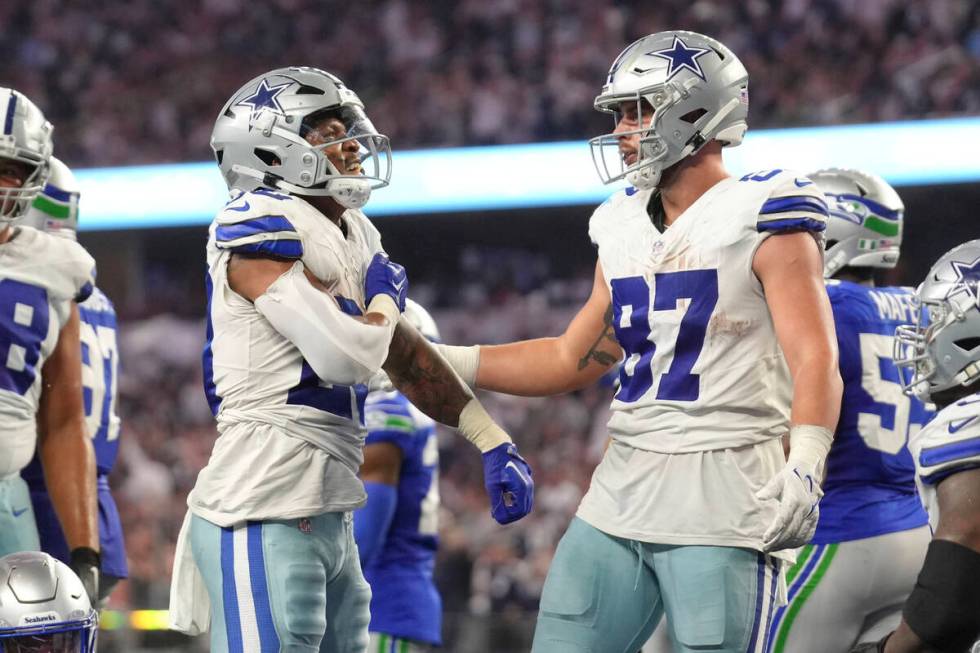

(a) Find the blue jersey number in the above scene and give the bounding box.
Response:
[0,279,50,396]
[286,361,368,423]
[611,270,718,403]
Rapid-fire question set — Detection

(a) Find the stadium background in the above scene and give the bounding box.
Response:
[2,0,979,650]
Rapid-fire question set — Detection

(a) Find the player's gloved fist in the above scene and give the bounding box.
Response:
[756,463,823,551]
[69,546,101,606]
[481,443,534,525]
[365,252,408,311]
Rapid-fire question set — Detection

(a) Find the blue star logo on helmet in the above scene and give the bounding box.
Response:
[951,256,980,305]
[650,35,712,81]
[236,78,291,122]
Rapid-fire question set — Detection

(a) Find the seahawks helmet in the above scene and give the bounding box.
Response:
[21,157,79,239]
[894,239,980,400]
[0,88,53,224]
[590,31,748,190]
[211,67,391,209]
[0,552,98,652]
[810,168,903,278]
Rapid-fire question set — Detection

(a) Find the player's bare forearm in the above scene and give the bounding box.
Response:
[476,262,622,396]
[37,306,99,551]
[384,320,473,427]
[478,302,620,396]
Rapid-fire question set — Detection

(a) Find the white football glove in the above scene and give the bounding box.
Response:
[756,425,833,552]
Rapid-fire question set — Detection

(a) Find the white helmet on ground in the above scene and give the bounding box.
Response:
[0,552,98,652]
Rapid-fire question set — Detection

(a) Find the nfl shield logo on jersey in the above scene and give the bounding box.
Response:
[298,518,312,534]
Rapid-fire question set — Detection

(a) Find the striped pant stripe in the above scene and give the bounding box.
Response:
[221,523,281,652]
[768,543,839,653]
[746,555,780,653]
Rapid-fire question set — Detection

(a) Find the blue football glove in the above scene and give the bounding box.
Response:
[481,443,534,524]
[364,252,408,311]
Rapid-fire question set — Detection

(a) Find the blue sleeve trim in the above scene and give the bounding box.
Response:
[757,217,827,233]
[75,281,94,302]
[228,239,303,259]
[353,481,398,568]
[334,295,362,316]
[919,435,980,468]
[920,462,980,486]
[215,215,296,242]
[760,195,829,216]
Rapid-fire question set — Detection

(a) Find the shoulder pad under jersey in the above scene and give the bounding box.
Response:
[213,189,304,260]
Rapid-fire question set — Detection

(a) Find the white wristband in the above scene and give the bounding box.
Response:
[435,344,481,387]
[787,424,833,472]
[457,398,511,453]
[366,294,400,327]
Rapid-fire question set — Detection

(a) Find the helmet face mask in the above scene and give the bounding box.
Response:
[212,67,392,209]
[589,31,748,190]
[0,553,97,653]
[811,168,904,278]
[894,239,980,401]
[0,89,53,225]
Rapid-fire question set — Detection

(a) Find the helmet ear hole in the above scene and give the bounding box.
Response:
[679,108,707,124]
[954,337,980,353]
[253,148,281,167]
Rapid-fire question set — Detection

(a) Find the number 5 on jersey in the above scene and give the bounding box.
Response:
[611,270,719,403]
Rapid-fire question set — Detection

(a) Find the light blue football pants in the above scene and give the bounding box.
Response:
[191,512,371,653]
[0,474,40,555]
[532,517,780,653]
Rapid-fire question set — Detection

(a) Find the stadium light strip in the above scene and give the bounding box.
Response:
[75,117,980,231]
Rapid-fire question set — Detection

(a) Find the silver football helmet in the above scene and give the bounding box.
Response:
[404,298,441,344]
[590,31,748,190]
[0,88,54,224]
[0,552,98,652]
[810,168,904,278]
[211,67,391,209]
[895,239,980,400]
[20,157,79,239]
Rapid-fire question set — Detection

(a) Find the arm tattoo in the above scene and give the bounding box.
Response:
[577,303,619,371]
[384,321,473,427]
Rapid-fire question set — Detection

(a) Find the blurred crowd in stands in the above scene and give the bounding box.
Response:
[0,0,978,167]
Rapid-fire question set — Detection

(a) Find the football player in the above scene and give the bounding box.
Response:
[767,169,932,651]
[167,68,533,653]
[852,240,980,651]
[0,88,101,605]
[20,157,128,603]
[437,31,842,652]
[355,299,443,653]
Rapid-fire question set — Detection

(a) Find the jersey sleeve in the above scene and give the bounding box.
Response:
[756,173,829,236]
[213,192,304,260]
[364,393,417,452]
[54,238,97,302]
[916,394,980,485]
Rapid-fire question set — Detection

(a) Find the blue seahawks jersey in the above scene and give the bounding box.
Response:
[813,281,932,544]
[362,390,441,646]
[22,286,121,483]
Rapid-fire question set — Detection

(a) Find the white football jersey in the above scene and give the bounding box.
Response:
[590,169,827,454]
[191,188,385,523]
[910,391,980,520]
[0,226,95,476]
